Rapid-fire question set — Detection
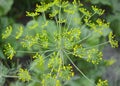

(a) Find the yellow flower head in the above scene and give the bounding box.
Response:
[2,26,12,39]
[16,26,23,39]
[109,32,118,48]
[97,79,108,86]
[4,43,16,60]
[18,68,31,82]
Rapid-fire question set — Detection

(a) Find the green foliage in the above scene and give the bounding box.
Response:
[87,0,120,38]
[0,0,118,86]
[85,1,120,85]
[0,0,13,16]
[90,0,120,13]
[108,13,120,38]
[90,0,111,5]
[0,63,9,86]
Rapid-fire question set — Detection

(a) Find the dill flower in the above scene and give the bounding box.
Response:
[26,11,39,17]
[16,26,23,39]
[109,32,118,48]
[97,79,108,86]
[2,0,117,85]
[59,64,74,80]
[21,34,39,48]
[2,26,12,39]
[3,43,16,60]
[92,6,105,15]
[18,68,31,82]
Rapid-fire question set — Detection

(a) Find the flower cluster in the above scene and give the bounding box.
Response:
[48,55,62,69]
[3,43,16,60]
[30,53,44,74]
[49,9,59,18]
[73,45,85,58]
[79,8,92,17]
[21,34,39,48]
[29,52,74,85]
[15,26,23,39]
[41,73,61,86]
[41,64,74,86]
[92,6,105,15]
[18,68,31,82]
[1,0,118,85]
[109,32,118,48]
[2,26,12,39]
[63,28,81,49]
[86,18,109,35]
[73,45,103,64]
[86,49,103,64]
[97,79,108,86]
[59,64,74,80]
[33,53,44,66]
[26,11,39,17]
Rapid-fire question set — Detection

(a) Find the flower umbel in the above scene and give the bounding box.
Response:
[3,43,16,60]
[2,26,12,39]
[97,79,108,86]
[16,26,23,39]
[18,68,31,82]
[60,64,74,80]
[21,34,39,48]
[109,32,118,48]
[26,11,39,17]
[1,0,117,85]
[92,6,105,15]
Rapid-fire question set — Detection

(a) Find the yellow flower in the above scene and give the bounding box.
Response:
[97,79,108,86]
[2,26,12,39]
[87,49,103,64]
[26,11,39,17]
[18,68,31,82]
[21,34,39,48]
[92,6,105,15]
[49,10,59,18]
[4,43,16,60]
[59,64,74,80]
[16,26,23,39]
[109,32,118,48]
[79,8,92,17]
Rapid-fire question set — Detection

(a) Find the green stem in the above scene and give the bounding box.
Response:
[43,12,46,22]
[67,14,73,30]
[64,13,69,28]
[85,41,109,49]
[52,7,59,28]
[60,49,64,66]
[56,50,63,79]
[2,75,18,78]
[63,50,96,86]
[76,32,92,44]
[43,52,53,60]
[88,12,96,20]
[16,51,37,53]
[59,6,62,35]
[80,15,85,21]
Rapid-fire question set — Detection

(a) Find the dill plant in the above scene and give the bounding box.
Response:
[1,0,118,86]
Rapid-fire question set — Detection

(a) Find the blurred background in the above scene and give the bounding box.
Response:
[0,0,120,86]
